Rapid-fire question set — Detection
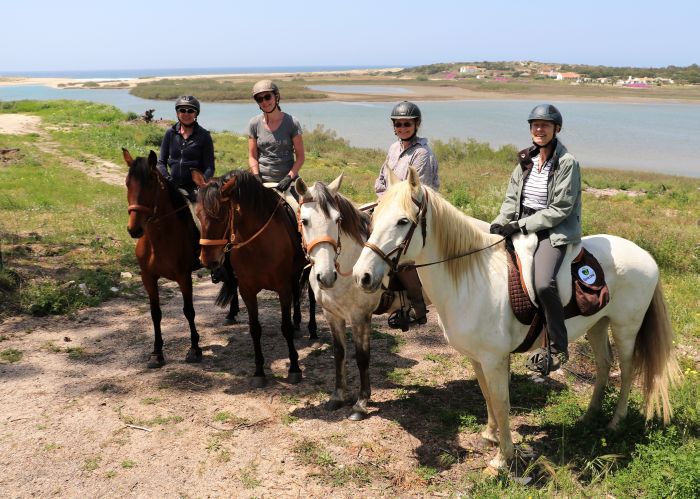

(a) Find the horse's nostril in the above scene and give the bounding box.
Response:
[316,273,322,282]
[332,271,337,282]
[361,273,372,287]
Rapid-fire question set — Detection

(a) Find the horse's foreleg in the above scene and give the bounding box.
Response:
[280,289,302,384]
[582,318,612,422]
[142,273,164,368]
[481,358,514,469]
[177,275,202,363]
[307,286,318,340]
[350,314,372,421]
[608,321,639,429]
[326,314,347,411]
[241,288,266,387]
[471,359,498,445]
[226,272,240,324]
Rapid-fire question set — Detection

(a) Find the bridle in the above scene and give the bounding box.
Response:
[199,193,283,255]
[363,187,505,274]
[127,173,190,226]
[363,188,429,274]
[297,198,352,277]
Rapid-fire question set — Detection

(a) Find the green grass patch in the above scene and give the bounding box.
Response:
[0,348,22,363]
[120,459,136,469]
[292,439,335,467]
[239,462,262,489]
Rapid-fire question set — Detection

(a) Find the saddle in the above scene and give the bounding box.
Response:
[509,235,610,353]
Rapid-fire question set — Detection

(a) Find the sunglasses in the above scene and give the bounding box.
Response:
[393,121,415,128]
[254,93,274,103]
[177,108,196,114]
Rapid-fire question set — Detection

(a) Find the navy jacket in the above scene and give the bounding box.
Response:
[157,122,215,190]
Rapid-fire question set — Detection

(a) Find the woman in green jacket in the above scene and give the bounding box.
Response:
[490,104,582,375]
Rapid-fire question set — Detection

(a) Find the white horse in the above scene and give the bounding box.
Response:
[353,168,679,469]
[295,174,381,420]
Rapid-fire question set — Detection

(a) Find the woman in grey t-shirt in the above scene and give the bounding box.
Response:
[247,80,305,192]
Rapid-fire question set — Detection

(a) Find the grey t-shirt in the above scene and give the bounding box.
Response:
[247,113,302,182]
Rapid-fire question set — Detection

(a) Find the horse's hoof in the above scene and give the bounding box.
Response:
[147,354,165,368]
[325,399,344,411]
[224,316,238,325]
[348,410,368,421]
[287,371,303,384]
[185,348,203,363]
[488,454,508,470]
[250,376,267,389]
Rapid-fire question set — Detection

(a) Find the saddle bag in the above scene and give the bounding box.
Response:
[566,248,610,316]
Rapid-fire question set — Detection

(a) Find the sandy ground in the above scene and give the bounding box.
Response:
[0,114,42,135]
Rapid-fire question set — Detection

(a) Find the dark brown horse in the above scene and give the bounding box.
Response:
[123,148,203,368]
[193,169,315,387]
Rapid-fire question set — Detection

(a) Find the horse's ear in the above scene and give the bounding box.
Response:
[122,148,134,166]
[148,150,157,169]
[192,170,206,188]
[221,176,238,196]
[386,167,401,188]
[295,177,308,197]
[327,172,344,195]
[407,167,421,193]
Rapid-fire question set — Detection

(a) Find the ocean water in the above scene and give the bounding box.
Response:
[1,84,698,177]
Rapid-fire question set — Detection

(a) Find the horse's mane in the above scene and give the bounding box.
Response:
[377,181,504,285]
[311,182,370,246]
[201,169,287,222]
[128,156,190,223]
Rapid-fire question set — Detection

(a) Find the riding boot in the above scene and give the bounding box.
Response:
[396,266,427,323]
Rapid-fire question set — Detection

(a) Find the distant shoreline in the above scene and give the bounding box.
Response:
[2,66,700,105]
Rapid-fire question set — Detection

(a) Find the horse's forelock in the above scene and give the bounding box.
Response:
[312,182,370,244]
[311,182,335,218]
[375,181,417,224]
[127,156,152,186]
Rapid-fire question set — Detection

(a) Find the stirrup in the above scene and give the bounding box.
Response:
[527,347,567,376]
[388,309,410,332]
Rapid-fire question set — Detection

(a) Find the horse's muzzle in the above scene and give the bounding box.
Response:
[128,226,144,239]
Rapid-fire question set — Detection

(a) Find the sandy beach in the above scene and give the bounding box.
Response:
[3,67,700,105]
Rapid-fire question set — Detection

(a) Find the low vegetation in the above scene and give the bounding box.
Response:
[0,100,697,496]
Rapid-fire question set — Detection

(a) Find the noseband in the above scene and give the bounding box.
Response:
[363,189,428,273]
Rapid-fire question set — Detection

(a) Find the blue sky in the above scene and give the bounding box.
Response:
[4,0,699,72]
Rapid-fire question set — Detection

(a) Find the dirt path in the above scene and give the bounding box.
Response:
[0,118,599,495]
[0,113,125,186]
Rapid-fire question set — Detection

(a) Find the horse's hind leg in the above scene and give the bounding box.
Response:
[142,273,165,368]
[178,275,202,363]
[307,286,318,340]
[292,273,302,335]
[582,317,612,422]
[608,320,641,430]
[279,288,302,384]
[480,358,515,469]
[326,314,348,411]
[349,314,372,421]
[471,359,498,445]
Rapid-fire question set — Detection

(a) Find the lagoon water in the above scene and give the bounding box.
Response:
[1,84,698,177]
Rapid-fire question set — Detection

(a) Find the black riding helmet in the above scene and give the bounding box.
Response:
[391,101,421,141]
[175,95,200,115]
[527,103,562,129]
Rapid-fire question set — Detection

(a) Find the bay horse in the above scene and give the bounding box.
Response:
[192,169,316,387]
[123,148,202,368]
[353,167,679,469]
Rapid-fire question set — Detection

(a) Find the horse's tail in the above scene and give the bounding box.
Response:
[633,280,681,423]
[214,259,237,308]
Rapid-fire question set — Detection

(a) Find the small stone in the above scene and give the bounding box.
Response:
[63,337,71,342]
[120,272,133,279]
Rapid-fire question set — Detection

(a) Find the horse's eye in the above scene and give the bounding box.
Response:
[335,217,343,224]
[397,218,411,226]
[301,219,309,227]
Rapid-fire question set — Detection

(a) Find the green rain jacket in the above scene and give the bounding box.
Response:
[492,140,582,247]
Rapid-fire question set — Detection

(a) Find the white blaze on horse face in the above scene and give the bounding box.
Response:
[300,201,341,289]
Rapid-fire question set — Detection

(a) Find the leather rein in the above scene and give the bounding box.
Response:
[363,188,505,273]
[127,175,190,225]
[199,195,283,253]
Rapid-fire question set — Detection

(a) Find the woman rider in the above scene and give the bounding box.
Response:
[490,104,582,375]
[375,101,440,329]
[247,80,305,193]
[157,95,215,200]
